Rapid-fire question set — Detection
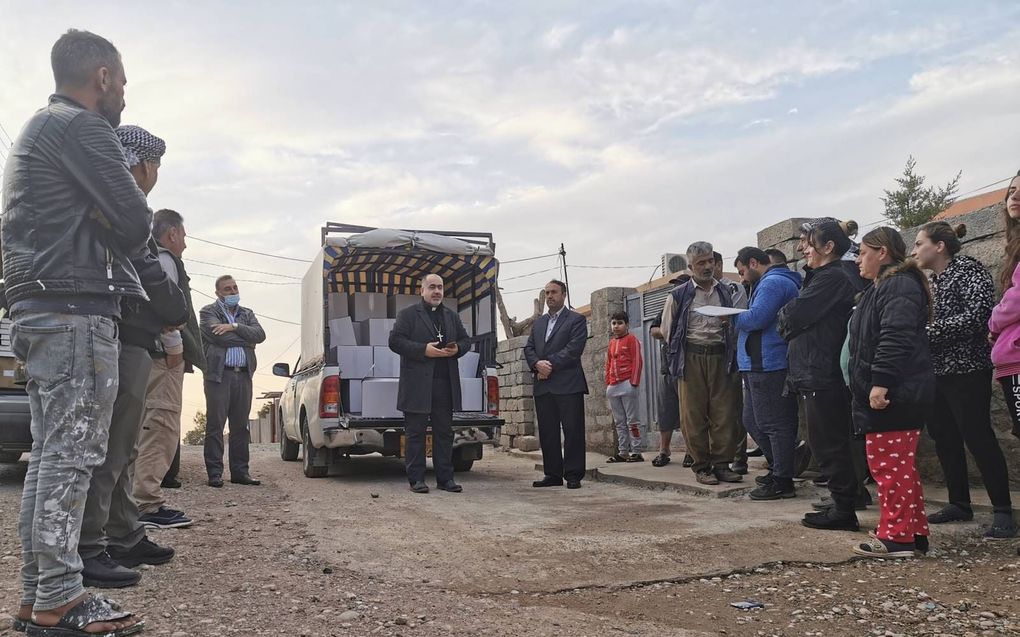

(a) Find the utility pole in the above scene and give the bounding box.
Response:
[559,243,571,308]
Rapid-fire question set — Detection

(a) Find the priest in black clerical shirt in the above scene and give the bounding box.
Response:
[388,273,472,494]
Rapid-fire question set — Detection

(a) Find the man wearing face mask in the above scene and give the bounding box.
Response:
[200,275,266,487]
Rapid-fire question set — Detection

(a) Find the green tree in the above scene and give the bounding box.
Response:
[881,156,961,229]
[258,401,273,417]
[183,411,207,446]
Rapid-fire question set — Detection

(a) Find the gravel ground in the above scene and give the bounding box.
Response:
[1,445,1018,636]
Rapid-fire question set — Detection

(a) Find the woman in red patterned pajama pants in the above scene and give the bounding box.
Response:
[847,227,936,559]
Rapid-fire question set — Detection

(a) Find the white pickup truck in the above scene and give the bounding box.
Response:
[273,223,504,478]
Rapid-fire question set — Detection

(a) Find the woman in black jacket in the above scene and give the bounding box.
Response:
[778,221,861,531]
[849,227,935,558]
[912,221,1015,538]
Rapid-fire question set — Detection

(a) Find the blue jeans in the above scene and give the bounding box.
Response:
[742,370,798,480]
[12,312,120,611]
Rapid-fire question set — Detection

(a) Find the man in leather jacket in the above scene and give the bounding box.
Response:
[1,29,150,634]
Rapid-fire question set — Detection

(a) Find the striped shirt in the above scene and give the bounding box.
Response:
[219,301,247,367]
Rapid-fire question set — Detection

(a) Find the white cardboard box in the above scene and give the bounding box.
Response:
[349,292,387,322]
[328,317,359,348]
[372,347,400,378]
[458,351,480,378]
[327,293,350,319]
[459,377,485,412]
[341,379,362,413]
[387,294,418,318]
[337,346,373,379]
[362,378,402,418]
[361,318,396,347]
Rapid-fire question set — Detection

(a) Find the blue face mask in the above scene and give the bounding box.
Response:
[223,294,240,307]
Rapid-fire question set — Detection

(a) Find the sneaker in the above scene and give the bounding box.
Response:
[139,506,194,530]
[812,474,830,487]
[755,472,774,486]
[928,504,974,524]
[730,460,749,475]
[853,538,915,559]
[802,509,860,532]
[81,551,141,588]
[109,536,175,568]
[713,467,743,483]
[984,512,1018,539]
[749,481,795,501]
[695,470,720,485]
[161,477,182,489]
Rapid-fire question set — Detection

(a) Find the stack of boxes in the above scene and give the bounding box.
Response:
[328,292,487,417]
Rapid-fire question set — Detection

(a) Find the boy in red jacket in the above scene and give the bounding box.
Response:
[605,311,645,462]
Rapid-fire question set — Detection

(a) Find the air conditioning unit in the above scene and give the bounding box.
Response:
[661,253,688,277]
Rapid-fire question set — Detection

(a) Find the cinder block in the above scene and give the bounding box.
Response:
[514,435,540,452]
[499,434,513,448]
[757,218,813,249]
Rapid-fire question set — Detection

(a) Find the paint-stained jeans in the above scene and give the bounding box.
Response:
[12,312,119,611]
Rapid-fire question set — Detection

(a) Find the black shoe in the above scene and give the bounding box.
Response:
[81,551,142,589]
[230,475,261,486]
[928,504,974,524]
[802,509,860,531]
[812,474,830,487]
[533,476,564,488]
[793,440,812,478]
[437,481,462,493]
[755,472,775,486]
[812,494,870,512]
[713,467,743,483]
[749,481,795,501]
[109,536,175,568]
[566,480,581,489]
[409,481,430,493]
[730,460,748,475]
[208,477,224,488]
[161,477,182,489]
[139,506,193,529]
[747,446,764,458]
[681,453,694,468]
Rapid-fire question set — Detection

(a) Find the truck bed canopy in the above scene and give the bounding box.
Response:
[322,229,498,308]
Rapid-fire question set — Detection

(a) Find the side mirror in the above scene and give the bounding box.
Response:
[272,362,291,377]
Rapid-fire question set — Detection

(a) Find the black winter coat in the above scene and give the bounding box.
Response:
[777,260,856,393]
[0,95,151,306]
[118,238,189,352]
[389,302,470,414]
[848,265,935,434]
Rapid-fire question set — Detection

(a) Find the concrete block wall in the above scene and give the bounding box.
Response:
[495,335,539,451]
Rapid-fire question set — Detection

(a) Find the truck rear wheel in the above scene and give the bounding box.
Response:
[452,448,475,472]
[302,419,328,478]
[280,416,299,462]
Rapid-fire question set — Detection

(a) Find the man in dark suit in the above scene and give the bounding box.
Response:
[200,275,266,487]
[524,280,589,489]
[389,273,471,494]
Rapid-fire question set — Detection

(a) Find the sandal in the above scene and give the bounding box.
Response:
[606,454,628,463]
[626,454,645,463]
[852,538,915,559]
[12,617,27,633]
[27,594,144,637]
[651,454,670,467]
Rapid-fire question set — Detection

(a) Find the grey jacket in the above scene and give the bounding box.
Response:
[199,302,266,383]
[0,94,151,306]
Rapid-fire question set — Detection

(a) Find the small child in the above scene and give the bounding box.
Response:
[604,311,644,462]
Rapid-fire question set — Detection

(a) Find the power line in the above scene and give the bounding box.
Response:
[570,263,657,269]
[0,120,13,146]
[499,252,559,264]
[499,265,561,282]
[255,335,301,377]
[192,289,301,325]
[188,270,299,286]
[189,235,309,263]
[187,258,302,279]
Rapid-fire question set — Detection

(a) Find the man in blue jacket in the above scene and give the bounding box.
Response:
[733,247,802,500]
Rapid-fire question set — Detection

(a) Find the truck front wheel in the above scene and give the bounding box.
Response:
[280,416,299,462]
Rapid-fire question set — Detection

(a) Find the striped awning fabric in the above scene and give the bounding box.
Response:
[322,245,499,308]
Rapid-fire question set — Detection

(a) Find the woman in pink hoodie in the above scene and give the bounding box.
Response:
[989,170,1020,444]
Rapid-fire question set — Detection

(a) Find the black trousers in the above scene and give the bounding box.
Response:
[204,370,253,479]
[929,370,1012,511]
[803,388,858,512]
[535,392,586,482]
[999,374,1020,439]
[404,377,454,485]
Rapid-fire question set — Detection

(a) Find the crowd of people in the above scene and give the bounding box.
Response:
[597,199,1020,560]
[1,30,267,635]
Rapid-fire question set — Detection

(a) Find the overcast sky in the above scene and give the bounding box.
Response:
[3,1,1019,429]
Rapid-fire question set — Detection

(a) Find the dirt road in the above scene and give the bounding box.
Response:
[2,446,1018,636]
